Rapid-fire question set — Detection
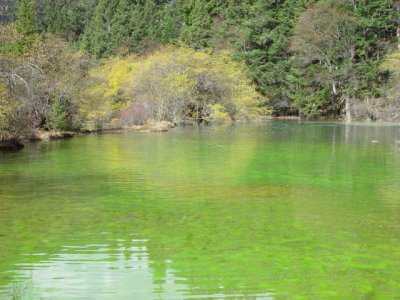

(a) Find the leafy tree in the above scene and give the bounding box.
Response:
[347,0,397,102]
[290,0,397,119]
[85,46,265,125]
[291,1,357,118]
[0,81,26,143]
[1,24,92,138]
[4,0,399,121]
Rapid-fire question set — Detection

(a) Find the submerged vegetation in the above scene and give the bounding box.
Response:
[0,0,399,146]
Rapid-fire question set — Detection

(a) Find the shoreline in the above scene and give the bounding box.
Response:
[3,117,400,151]
[0,121,176,151]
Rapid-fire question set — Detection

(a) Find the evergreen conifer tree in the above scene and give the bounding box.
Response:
[110,0,134,52]
[15,0,37,35]
[181,0,212,48]
[81,0,119,57]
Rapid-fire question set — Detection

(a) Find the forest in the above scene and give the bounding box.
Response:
[0,0,399,147]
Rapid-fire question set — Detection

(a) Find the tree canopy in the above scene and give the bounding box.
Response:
[0,0,399,143]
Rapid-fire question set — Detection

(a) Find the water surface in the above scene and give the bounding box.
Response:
[1,121,400,299]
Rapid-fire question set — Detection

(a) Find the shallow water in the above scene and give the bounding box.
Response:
[0,121,400,299]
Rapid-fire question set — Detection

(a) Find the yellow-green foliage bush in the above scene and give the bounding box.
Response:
[381,50,400,98]
[86,46,266,125]
[207,104,231,122]
[81,56,137,127]
[382,50,400,75]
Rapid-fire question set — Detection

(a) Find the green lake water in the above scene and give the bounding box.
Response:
[0,121,400,299]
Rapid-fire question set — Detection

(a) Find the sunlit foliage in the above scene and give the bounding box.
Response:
[381,48,400,102]
[86,46,265,126]
[80,56,135,128]
[1,0,398,137]
[382,50,400,81]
